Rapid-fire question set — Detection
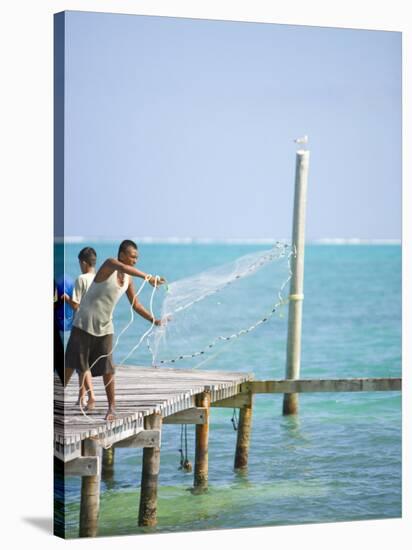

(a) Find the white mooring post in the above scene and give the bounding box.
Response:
[282,147,310,415]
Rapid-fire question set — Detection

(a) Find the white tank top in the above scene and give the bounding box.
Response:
[73,270,129,336]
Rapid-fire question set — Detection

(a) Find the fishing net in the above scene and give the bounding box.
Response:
[146,242,292,368]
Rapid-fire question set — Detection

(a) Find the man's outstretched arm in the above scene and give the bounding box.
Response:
[126,281,162,325]
[106,258,166,287]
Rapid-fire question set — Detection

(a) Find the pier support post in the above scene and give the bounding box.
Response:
[53,457,65,538]
[193,390,211,493]
[79,438,101,538]
[101,447,115,484]
[234,396,253,470]
[283,148,310,415]
[138,413,162,527]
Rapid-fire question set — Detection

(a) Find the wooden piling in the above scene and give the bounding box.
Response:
[283,149,310,415]
[102,446,115,469]
[234,397,253,470]
[101,447,115,483]
[53,457,65,538]
[79,438,101,538]
[193,390,211,492]
[138,413,162,527]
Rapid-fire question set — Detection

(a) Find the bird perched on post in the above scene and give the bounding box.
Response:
[294,135,308,150]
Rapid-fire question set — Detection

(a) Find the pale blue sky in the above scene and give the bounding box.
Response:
[62,11,401,240]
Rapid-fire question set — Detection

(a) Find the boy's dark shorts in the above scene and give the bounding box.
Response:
[65,326,114,377]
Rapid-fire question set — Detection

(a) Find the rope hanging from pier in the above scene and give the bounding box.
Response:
[178,424,192,472]
[231,408,238,431]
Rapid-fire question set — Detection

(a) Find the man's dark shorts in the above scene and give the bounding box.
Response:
[65,326,114,377]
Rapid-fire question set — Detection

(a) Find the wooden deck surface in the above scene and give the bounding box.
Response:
[54,365,253,461]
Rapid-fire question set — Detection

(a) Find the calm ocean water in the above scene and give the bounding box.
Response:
[57,243,401,537]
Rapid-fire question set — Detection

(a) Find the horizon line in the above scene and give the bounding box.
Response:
[56,236,401,245]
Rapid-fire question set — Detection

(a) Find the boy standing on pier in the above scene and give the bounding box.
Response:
[62,247,98,410]
[65,240,166,421]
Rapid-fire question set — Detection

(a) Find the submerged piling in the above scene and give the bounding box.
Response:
[234,396,253,470]
[193,390,211,492]
[101,447,115,484]
[79,438,101,537]
[138,413,162,527]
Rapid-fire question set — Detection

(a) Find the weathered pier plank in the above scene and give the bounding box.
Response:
[65,457,99,477]
[113,430,161,448]
[242,378,401,394]
[163,407,208,425]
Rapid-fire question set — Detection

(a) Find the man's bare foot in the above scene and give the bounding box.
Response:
[76,396,87,409]
[105,407,116,421]
[86,397,96,411]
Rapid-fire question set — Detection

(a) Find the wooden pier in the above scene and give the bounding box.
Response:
[54,365,401,537]
[54,365,254,536]
[54,365,252,463]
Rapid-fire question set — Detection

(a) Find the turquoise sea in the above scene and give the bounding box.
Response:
[56,242,401,538]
